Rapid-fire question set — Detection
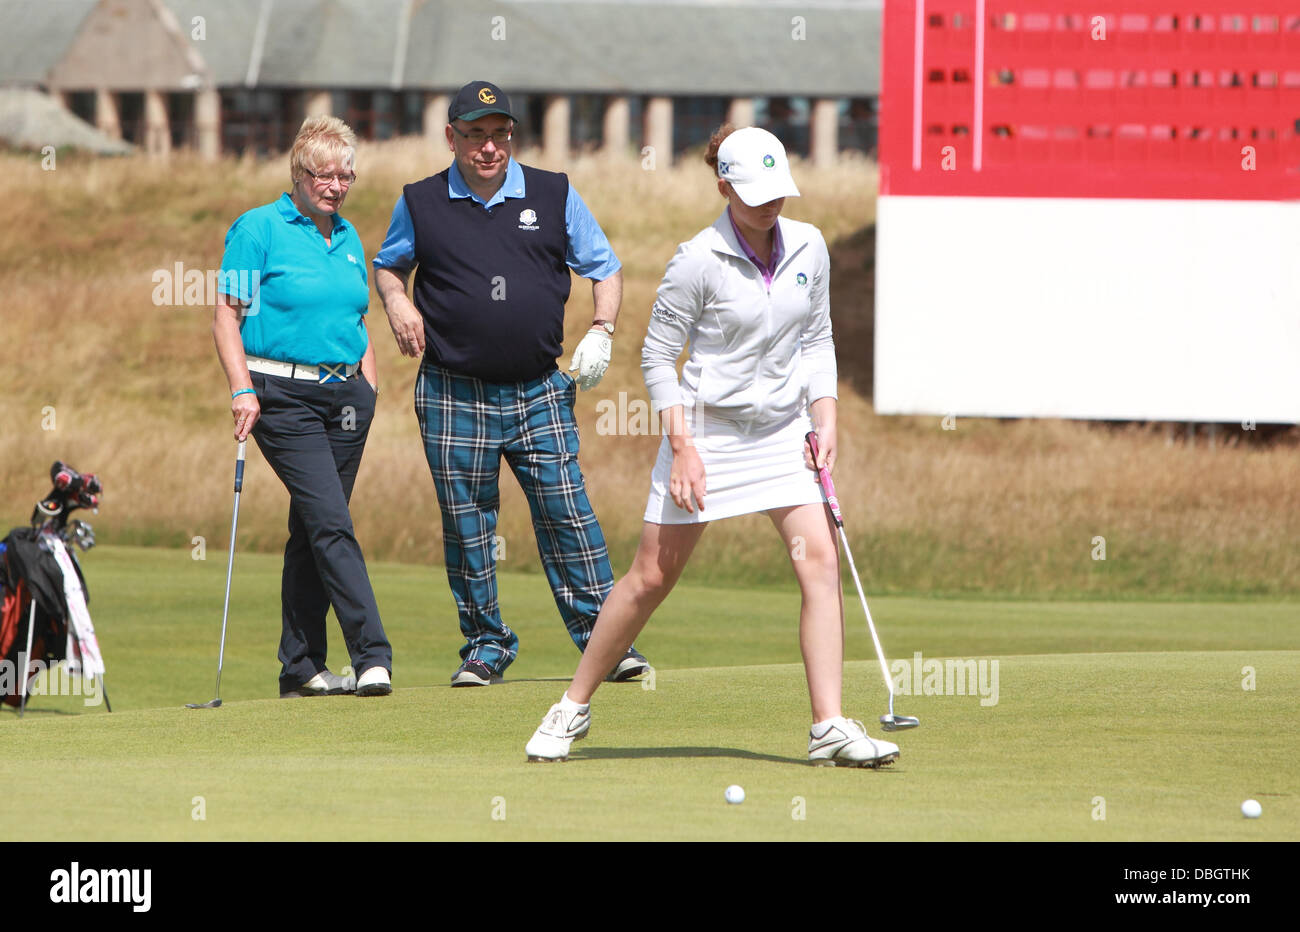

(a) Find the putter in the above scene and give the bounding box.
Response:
[187,439,246,710]
[806,431,919,732]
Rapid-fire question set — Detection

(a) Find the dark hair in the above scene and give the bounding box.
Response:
[704,123,738,176]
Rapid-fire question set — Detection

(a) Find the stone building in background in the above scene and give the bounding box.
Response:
[0,0,879,164]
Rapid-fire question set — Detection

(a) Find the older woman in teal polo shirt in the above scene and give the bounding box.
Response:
[212,115,392,699]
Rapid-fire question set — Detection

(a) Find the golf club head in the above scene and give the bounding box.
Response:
[186,698,222,709]
[880,713,920,732]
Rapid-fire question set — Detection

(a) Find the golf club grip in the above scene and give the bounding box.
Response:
[234,440,246,493]
[805,431,844,528]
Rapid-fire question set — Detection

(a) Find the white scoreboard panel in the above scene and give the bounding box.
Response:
[874,195,1300,423]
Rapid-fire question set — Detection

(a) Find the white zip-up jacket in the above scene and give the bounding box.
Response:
[642,210,837,429]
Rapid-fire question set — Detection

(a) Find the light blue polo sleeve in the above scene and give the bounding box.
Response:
[372,195,416,273]
[219,213,268,305]
[565,185,621,281]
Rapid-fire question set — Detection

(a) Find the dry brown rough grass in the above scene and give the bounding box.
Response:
[2,142,1295,597]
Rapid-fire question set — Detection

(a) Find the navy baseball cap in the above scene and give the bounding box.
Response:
[449,81,517,123]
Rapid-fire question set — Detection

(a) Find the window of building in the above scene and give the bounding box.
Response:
[399,91,423,136]
[65,91,96,127]
[569,94,605,151]
[117,92,144,145]
[675,96,730,154]
[167,92,195,149]
[842,97,876,156]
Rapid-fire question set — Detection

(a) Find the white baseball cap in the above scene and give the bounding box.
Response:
[716,127,801,206]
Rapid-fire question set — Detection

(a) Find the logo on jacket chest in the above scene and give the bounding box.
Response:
[518,208,540,231]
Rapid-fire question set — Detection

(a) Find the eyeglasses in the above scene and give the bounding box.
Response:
[304,169,356,187]
[450,124,513,147]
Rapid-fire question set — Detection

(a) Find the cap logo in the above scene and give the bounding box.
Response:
[479,88,496,104]
[762,154,776,169]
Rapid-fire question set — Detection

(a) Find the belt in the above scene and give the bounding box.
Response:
[246,355,359,384]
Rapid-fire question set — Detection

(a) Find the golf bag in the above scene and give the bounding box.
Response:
[0,462,110,714]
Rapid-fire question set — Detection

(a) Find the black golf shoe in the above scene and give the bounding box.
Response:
[606,647,651,682]
[451,659,501,687]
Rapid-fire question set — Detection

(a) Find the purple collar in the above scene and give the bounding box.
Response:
[727,207,783,288]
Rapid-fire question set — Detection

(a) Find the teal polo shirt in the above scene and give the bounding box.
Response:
[219,192,370,366]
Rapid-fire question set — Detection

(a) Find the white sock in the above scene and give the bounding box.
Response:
[560,691,589,712]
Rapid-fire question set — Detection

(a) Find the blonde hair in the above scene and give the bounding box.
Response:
[289,115,357,184]
[704,123,737,176]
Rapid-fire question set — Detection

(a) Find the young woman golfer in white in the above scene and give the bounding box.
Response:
[526,125,899,767]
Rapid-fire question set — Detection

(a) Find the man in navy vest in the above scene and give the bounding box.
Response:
[374,81,649,686]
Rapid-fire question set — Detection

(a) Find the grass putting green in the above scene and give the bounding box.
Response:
[1,547,1295,840]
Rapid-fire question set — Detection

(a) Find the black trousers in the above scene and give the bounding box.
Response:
[250,371,392,692]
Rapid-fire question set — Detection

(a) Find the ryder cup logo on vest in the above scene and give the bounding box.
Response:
[151,262,261,316]
[518,208,539,231]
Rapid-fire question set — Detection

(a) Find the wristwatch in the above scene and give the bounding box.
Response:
[591,319,615,335]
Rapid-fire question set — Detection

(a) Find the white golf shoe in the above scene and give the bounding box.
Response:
[525,701,591,762]
[282,669,356,698]
[356,666,392,697]
[808,716,900,768]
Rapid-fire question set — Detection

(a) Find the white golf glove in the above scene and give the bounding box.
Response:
[568,329,612,391]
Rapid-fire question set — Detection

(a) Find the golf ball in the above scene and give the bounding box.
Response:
[725,784,745,805]
[1241,799,1262,819]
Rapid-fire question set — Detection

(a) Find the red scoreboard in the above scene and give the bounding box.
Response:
[874,2,1300,424]
[880,2,1300,199]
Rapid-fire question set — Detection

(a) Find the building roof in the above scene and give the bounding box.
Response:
[46,0,206,91]
[0,0,98,86]
[403,0,879,96]
[4,0,881,96]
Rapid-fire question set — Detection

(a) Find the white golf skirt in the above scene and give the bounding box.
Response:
[643,408,825,524]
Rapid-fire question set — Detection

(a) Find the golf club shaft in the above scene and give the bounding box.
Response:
[212,440,246,698]
[805,431,896,699]
[19,598,36,718]
[835,524,896,699]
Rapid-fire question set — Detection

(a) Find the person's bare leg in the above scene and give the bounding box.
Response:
[768,503,844,723]
[566,520,708,704]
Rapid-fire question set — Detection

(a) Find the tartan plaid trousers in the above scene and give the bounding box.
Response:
[415,361,614,672]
